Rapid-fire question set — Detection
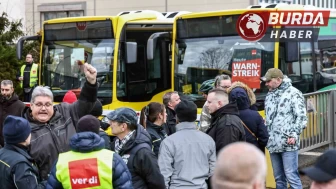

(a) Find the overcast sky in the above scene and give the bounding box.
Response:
[0,0,25,29]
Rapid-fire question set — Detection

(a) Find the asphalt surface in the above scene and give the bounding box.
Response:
[299,145,330,189]
[267,145,330,189]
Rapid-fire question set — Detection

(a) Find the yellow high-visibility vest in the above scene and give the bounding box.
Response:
[20,63,38,88]
[56,149,114,189]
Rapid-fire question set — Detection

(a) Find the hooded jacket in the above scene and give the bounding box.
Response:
[145,120,167,157]
[22,81,97,180]
[206,102,246,155]
[111,124,165,189]
[46,132,133,189]
[264,76,307,153]
[228,82,269,152]
[0,94,25,146]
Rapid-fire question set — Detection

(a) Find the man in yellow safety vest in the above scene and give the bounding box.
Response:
[46,115,133,189]
[16,53,38,102]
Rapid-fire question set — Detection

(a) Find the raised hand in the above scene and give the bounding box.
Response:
[83,63,97,85]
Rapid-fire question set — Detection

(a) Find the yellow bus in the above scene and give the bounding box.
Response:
[16,11,189,114]
[166,3,336,187]
[167,4,336,113]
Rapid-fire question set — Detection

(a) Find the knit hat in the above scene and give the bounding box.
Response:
[3,115,31,144]
[90,100,103,117]
[174,100,197,122]
[63,91,77,104]
[77,115,100,134]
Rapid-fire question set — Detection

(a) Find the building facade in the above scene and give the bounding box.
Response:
[25,0,262,35]
[21,0,336,35]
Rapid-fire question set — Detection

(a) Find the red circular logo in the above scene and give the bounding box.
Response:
[76,22,87,31]
[236,12,267,41]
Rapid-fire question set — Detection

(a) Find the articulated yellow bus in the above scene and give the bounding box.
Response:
[168,3,336,188]
[16,11,190,114]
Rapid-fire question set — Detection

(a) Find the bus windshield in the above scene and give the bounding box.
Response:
[41,20,114,105]
[174,36,275,109]
[42,39,114,104]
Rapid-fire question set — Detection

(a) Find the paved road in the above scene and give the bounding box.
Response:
[268,145,329,189]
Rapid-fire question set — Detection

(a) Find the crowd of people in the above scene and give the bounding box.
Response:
[0,60,334,189]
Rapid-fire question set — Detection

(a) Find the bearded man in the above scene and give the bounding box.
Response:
[0,80,25,147]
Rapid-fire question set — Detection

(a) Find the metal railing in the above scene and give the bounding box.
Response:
[299,89,336,153]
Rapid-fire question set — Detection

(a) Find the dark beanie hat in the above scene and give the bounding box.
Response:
[174,100,197,122]
[90,100,103,117]
[77,115,100,134]
[3,115,31,144]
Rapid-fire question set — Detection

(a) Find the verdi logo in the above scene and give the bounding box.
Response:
[69,158,101,189]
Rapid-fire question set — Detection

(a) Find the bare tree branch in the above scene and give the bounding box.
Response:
[199,47,233,69]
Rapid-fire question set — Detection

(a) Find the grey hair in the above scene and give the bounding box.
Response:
[163,91,178,106]
[1,80,13,86]
[31,86,54,103]
[215,74,231,87]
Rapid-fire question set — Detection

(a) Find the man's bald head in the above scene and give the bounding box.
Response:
[212,142,267,189]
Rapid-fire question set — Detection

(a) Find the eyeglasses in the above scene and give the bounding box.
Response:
[33,103,53,108]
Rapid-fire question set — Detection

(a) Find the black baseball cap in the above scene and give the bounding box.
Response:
[299,149,336,182]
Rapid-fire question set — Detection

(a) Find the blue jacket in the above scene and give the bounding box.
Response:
[46,132,133,189]
[0,144,46,189]
[228,82,269,151]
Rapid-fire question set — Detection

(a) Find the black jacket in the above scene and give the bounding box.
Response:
[112,125,165,189]
[22,81,97,180]
[206,102,246,155]
[164,107,177,136]
[46,132,133,189]
[0,94,25,146]
[146,120,167,157]
[0,144,46,189]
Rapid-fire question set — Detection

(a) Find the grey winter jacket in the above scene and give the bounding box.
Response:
[158,122,216,189]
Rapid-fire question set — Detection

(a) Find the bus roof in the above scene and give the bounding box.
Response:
[117,10,167,19]
[128,19,175,24]
[44,16,117,24]
[175,4,336,20]
[175,8,276,19]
